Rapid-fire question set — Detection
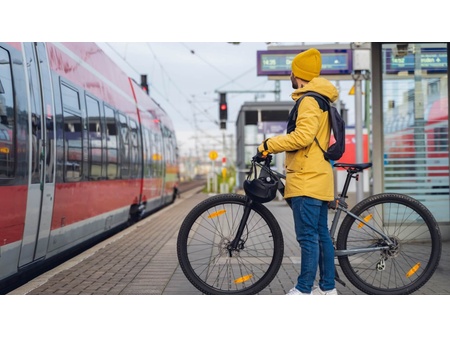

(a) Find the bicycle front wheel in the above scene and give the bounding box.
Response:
[177,194,284,295]
[336,193,442,295]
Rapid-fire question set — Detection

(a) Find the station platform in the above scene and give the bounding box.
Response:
[8,187,450,296]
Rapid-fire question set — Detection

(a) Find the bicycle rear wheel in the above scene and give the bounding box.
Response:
[336,193,442,295]
[177,194,284,295]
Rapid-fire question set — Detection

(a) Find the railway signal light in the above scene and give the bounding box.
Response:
[220,102,227,117]
[219,93,227,130]
[141,74,149,94]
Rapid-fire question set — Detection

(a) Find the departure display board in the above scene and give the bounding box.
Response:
[257,49,353,76]
[386,48,447,74]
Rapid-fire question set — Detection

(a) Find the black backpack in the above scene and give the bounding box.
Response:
[287,92,346,161]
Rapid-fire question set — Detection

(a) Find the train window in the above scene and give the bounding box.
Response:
[142,127,151,178]
[434,127,448,151]
[104,105,119,179]
[163,127,175,164]
[61,83,80,111]
[0,47,15,180]
[63,111,83,181]
[152,132,163,178]
[86,96,104,180]
[118,112,130,178]
[129,119,141,178]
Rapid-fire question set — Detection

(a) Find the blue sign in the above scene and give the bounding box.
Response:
[257,49,353,76]
[385,48,447,74]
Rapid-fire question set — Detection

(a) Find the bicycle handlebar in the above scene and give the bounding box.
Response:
[252,157,286,180]
[251,157,373,209]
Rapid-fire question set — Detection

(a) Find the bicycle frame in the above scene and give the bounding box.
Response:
[248,158,395,258]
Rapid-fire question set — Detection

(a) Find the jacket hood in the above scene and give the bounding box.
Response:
[291,77,339,103]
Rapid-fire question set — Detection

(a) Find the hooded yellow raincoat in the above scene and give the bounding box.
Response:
[257,77,339,201]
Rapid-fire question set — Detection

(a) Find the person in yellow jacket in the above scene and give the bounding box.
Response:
[256,48,339,295]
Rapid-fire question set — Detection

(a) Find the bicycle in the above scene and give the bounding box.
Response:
[176,156,442,295]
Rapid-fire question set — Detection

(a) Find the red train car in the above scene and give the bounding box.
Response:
[0,42,179,286]
[384,97,448,191]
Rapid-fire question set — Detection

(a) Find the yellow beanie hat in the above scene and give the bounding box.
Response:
[291,48,322,81]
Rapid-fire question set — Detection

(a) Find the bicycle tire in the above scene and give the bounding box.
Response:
[336,193,442,295]
[177,193,284,295]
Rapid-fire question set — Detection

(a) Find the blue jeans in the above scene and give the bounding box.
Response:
[291,196,335,293]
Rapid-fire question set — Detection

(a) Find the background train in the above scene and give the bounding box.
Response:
[383,94,448,224]
[0,42,180,289]
[384,96,449,191]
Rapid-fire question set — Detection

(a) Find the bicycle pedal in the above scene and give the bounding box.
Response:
[335,277,346,287]
[334,267,346,287]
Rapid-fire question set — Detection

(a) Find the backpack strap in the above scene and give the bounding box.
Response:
[289,92,332,154]
[305,92,332,154]
[304,91,330,112]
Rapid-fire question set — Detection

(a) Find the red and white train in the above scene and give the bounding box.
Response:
[384,96,449,192]
[0,42,179,287]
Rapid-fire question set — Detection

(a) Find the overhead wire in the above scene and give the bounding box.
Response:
[105,43,214,137]
[104,42,274,143]
[180,42,251,90]
[143,43,224,136]
[179,42,277,122]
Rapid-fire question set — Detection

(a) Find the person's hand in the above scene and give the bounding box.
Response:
[253,150,269,163]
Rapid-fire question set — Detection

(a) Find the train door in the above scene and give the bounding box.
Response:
[18,43,56,267]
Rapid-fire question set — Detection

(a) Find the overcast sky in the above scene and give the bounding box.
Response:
[102,43,313,155]
[100,42,358,158]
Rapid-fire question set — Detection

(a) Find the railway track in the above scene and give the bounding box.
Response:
[178,179,206,195]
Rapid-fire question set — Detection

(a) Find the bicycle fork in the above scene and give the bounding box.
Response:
[227,198,252,256]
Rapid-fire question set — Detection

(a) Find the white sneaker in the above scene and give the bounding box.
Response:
[312,287,338,295]
[286,287,311,295]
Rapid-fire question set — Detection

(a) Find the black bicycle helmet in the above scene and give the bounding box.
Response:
[243,175,278,203]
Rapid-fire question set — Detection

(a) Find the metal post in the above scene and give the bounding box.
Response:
[275,80,280,101]
[354,70,364,202]
[413,44,426,179]
[334,80,341,195]
[351,43,371,203]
